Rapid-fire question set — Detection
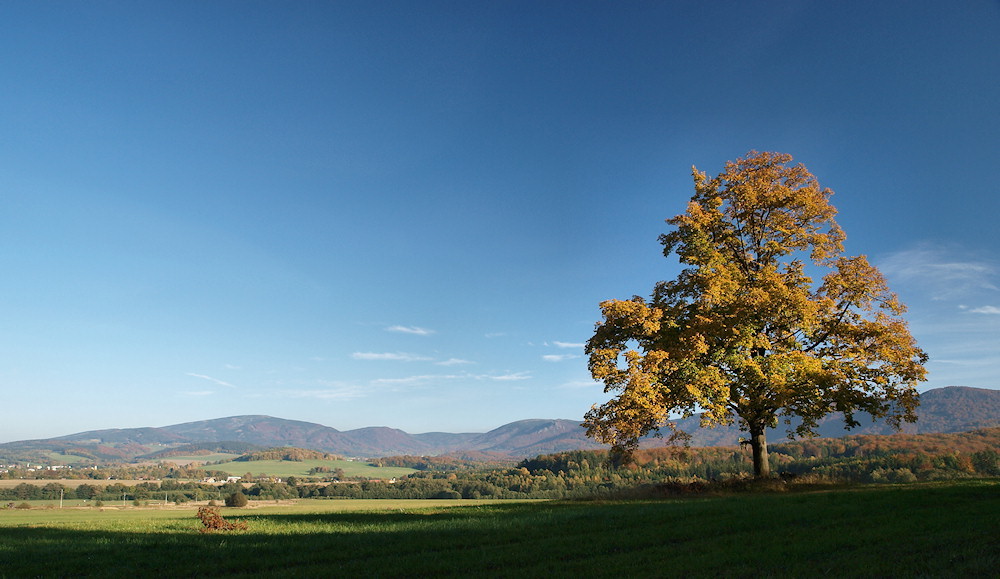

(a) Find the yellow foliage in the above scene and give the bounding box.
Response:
[585,152,927,476]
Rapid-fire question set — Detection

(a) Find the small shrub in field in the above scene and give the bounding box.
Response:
[15,502,31,510]
[196,506,248,533]
[225,492,249,507]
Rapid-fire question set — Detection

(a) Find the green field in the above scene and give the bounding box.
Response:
[44,452,94,464]
[156,452,243,464]
[0,480,996,577]
[208,458,416,479]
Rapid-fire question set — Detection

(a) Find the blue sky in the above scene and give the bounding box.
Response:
[1,1,997,442]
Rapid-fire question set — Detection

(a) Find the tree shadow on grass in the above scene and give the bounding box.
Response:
[3,484,996,577]
[239,499,552,526]
[2,500,695,577]
[0,503,607,577]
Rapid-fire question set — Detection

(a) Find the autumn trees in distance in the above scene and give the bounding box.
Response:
[585,151,928,477]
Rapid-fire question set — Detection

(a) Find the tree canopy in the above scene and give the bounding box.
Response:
[584,151,928,476]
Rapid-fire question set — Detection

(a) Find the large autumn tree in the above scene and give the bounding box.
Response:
[585,151,927,477]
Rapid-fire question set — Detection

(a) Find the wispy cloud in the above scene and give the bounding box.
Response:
[352,352,433,362]
[372,374,465,385]
[436,358,474,366]
[553,341,585,349]
[965,305,1000,315]
[386,325,434,336]
[490,371,531,381]
[543,354,579,362]
[372,371,529,385]
[186,373,236,388]
[279,386,366,400]
[558,379,603,389]
[880,246,998,300]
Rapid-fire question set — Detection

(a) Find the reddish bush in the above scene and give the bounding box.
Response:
[196,506,247,533]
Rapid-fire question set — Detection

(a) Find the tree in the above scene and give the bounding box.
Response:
[74,484,99,500]
[585,151,927,477]
[225,491,249,507]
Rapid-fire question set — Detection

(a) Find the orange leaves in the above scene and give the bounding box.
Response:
[197,506,247,533]
[821,255,906,315]
[596,298,662,336]
[672,151,845,270]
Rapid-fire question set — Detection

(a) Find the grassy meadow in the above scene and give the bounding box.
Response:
[156,452,244,464]
[208,458,416,479]
[0,479,996,577]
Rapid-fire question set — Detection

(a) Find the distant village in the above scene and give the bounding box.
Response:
[0,463,87,474]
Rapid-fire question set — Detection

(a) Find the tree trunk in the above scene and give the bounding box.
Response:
[749,426,770,478]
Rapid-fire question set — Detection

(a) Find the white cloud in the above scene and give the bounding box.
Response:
[558,379,603,389]
[351,352,433,362]
[372,374,465,385]
[280,387,365,400]
[490,372,531,381]
[372,371,529,385]
[436,358,474,366]
[553,341,585,349]
[386,325,434,336]
[967,305,1000,315]
[880,246,998,300]
[543,354,579,362]
[186,373,236,388]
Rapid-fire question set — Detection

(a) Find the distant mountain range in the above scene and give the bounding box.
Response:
[1,386,997,463]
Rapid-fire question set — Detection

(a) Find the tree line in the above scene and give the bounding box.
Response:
[3,428,997,503]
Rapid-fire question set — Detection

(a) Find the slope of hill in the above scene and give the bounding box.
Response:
[904,386,1000,432]
[161,415,351,449]
[0,386,996,463]
[671,386,1000,447]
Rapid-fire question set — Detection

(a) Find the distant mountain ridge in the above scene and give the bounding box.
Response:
[667,386,1000,447]
[1,386,997,463]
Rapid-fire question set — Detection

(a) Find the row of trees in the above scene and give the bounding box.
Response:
[234,448,341,462]
[0,463,212,481]
[4,429,996,502]
[291,441,999,499]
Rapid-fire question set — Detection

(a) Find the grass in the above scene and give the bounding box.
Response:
[0,480,996,577]
[155,452,243,464]
[208,458,416,479]
[44,451,94,463]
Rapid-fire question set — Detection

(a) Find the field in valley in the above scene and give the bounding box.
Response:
[207,457,416,479]
[152,452,244,465]
[0,480,996,577]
